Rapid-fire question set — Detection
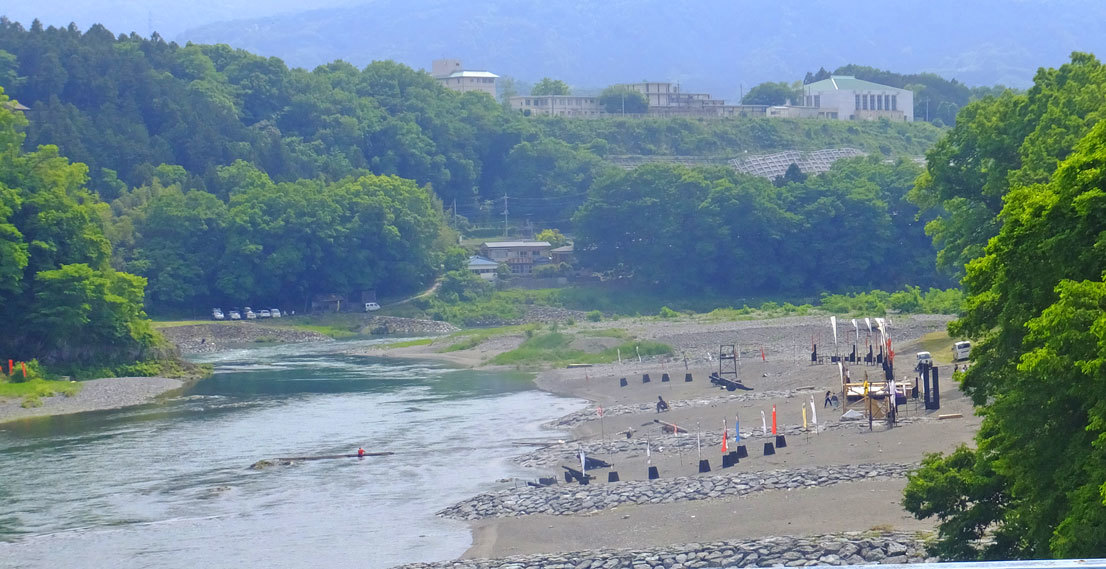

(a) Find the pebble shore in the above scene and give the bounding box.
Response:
[0,376,184,423]
[440,463,915,520]
[396,531,933,569]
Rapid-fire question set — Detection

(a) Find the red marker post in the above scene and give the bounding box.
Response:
[771,405,778,435]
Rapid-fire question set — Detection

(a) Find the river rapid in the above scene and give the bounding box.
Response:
[0,340,582,569]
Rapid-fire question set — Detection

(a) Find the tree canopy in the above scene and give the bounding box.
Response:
[598,86,648,114]
[741,81,801,106]
[0,88,156,368]
[573,157,944,296]
[902,53,1106,559]
[530,77,570,96]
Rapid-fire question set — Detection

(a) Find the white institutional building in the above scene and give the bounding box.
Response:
[799,76,914,122]
[432,59,499,98]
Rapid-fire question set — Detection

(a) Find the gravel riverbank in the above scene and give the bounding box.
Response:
[0,376,185,424]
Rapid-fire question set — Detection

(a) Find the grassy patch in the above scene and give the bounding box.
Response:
[917,330,955,365]
[490,332,672,368]
[384,338,434,348]
[579,328,632,340]
[0,379,81,403]
[443,324,537,352]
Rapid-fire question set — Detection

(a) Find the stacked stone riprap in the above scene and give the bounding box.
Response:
[392,531,935,569]
[440,464,915,520]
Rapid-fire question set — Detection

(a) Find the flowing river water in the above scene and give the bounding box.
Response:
[0,340,583,569]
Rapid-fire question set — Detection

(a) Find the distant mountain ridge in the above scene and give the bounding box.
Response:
[175,0,1106,98]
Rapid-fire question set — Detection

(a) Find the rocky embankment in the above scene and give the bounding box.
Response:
[160,323,332,354]
[360,316,459,335]
[440,463,914,520]
[396,531,933,569]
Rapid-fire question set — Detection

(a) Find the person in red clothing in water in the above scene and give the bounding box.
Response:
[357,447,365,457]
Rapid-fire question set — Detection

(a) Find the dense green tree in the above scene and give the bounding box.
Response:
[741,81,800,106]
[535,228,568,247]
[530,77,570,96]
[904,112,1106,559]
[910,53,1106,279]
[493,138,614,225]
[598,86,647,114]
[0,89,155,367]
[574,157,942,295]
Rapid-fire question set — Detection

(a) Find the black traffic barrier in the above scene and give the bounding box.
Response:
[728,450,740,465]
[775,435,787,448]
[661,373,670,382]
[619,377,628,387]
[763,442,775,456]
[736,445,748,459]
[698,459,711,473]
[684,373,693,382]
[648,466,659,480]
[608,471,620,483]
[642,374,650,383]
[721,454,733,468]
[564,471,572,482]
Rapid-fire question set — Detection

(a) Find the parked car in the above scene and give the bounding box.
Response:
[364,302,381,312]
[259,309,271,318]
[212,308,224,320]
[270,308,281,318]
[229,310,242,320]
[244,307,257,319]
[915,351,933,370]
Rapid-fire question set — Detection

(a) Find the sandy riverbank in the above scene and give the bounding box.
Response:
[379,314,976,567]
[0,376,187,424]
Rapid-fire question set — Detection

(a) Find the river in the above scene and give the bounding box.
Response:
[0,340,582,569]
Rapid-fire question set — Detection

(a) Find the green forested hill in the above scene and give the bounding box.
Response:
[0,19,951,314]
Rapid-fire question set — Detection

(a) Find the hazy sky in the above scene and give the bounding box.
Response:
[1,0,361,37]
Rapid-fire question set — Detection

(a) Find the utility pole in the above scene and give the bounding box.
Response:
[451,198,456,225]
[502,193,509,238]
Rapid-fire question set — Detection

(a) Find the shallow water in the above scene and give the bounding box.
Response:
[0,340,582,569]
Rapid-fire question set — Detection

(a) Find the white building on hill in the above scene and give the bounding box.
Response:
[801,76,914,122]
[432,59,499,98]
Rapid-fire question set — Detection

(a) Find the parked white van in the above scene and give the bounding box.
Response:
[953,341,972,361]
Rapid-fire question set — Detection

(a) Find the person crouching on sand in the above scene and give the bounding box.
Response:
[656,396,670,413]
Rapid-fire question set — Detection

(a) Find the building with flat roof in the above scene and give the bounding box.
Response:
[479,241,551,275]
[432,59,499,98]
[800,76,914,122]
[509,95,602,117]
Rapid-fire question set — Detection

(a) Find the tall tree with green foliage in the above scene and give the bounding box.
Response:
[903,92,1106,561]
[910,53,1106,279]
[598,86,647,114]
[530,77,570,96]
[741,81,801,106]
[0,88,155,367]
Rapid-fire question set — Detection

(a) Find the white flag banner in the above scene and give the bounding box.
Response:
[580,450,586,475]
[852,319,859,342]
[646,443,651,464]
[761,410,768,435]
[830,316,838,346]
[875,318,887,346]
[837,361,844,383]
[865,317,872,334]
[810,395,818,425]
